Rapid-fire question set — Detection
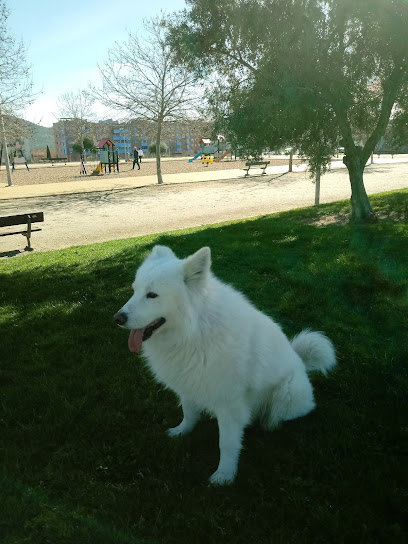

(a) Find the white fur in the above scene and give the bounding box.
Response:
[116,246,336,485]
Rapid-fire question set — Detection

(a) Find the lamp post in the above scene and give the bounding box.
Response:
[122,127,126,160]
[0,105,13,186]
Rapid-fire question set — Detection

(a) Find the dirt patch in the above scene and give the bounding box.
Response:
[310,214,350,226]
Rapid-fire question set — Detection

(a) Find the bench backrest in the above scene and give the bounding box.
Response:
[0,212,44,228]
[245,161,268,166]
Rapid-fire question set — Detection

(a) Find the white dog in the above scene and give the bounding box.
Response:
[114,246,336,485]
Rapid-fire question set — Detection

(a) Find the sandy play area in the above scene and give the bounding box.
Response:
[0,156,301,187]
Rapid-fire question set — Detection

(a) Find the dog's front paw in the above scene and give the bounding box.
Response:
[209,469,236,486]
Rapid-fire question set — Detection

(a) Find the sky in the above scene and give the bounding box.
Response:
[7,0,188,127]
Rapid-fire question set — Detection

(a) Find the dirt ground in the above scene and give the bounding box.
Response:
[0,156,301,187]
[1,160,407,258]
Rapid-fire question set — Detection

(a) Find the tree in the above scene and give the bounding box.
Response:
[169,0,408,222]
[71,143,83,155]
[83,137,96,153]
[148,142,167,156]
[56,90,95,157]
[0,0,35,186]
[91,13,201,185]
[72,137,97,156]
[46,145,51,160]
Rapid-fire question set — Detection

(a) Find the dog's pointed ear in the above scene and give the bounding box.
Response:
[183,247,211,288]
[150,246,175,260]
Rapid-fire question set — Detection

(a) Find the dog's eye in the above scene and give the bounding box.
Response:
[146,292,158,299]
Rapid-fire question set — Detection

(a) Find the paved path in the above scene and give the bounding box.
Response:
[1,160,407,257]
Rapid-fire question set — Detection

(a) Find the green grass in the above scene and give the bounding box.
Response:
[1,189,407,544]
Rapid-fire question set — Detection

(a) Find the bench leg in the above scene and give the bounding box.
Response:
[24,215,33,251]
[24,235,33,251]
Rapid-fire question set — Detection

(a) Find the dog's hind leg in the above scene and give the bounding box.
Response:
[168,397,201,437]
[210,404,251,485]
[262,370,315,429]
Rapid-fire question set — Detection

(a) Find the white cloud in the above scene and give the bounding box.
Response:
[24,93,116,128]
[24,98,58,127]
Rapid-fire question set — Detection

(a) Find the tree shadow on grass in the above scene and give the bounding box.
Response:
[1,199,407,543]
[2,198,406,348]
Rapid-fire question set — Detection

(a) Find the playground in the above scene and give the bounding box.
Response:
[0,155,304,187]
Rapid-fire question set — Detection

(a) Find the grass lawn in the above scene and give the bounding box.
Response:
[1,190,407,544]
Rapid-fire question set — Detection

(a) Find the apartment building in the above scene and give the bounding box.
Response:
[53,118,204,160]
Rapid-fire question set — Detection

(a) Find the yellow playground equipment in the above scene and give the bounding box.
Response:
[92,162,102,174]
[201,153,213,166]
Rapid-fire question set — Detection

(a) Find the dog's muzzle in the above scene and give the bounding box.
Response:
[114,311,127,326]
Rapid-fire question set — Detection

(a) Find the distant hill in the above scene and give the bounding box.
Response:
[21,120,54,154]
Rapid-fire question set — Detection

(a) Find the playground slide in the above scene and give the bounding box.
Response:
[214,148,232,162]
[92,162,102,175]
[188,152,203,163]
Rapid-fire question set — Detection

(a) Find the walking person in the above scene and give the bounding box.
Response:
[137,147,144,165]
[132,146,140,170]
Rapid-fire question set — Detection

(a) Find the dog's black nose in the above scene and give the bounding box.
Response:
[114,312,127,326]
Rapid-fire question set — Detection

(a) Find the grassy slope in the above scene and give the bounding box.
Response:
[1,190,407,544]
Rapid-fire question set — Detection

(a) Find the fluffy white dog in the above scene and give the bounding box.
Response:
[114,246,336,485]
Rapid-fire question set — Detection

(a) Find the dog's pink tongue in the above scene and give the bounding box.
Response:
[128,328,145,353]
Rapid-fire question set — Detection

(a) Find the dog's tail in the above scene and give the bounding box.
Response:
[291,329,336,375]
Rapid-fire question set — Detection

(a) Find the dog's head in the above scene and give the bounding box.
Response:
[114,245,211,352]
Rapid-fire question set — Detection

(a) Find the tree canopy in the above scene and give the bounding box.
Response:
[148,142,167,156]
[169,0,408,222]
[72,137,96,155]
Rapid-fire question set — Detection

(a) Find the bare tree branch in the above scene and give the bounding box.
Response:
[90,12,202,184]
[55,90,95,151]
[0,0,37,185]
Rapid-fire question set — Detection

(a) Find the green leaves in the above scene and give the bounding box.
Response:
[170,0,408,221]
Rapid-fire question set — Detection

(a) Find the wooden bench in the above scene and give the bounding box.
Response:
[39,158,68,165]
[0,212,44,251]
[374,149,397,158]
[243,160,270,176]
[50,157,68,165]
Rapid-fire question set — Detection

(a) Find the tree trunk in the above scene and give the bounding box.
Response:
[156,119,163,185]
[315,168,321,205]
[0,108,13,187]
[343,150,377,223]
